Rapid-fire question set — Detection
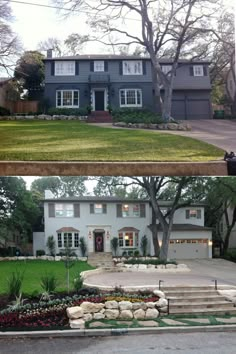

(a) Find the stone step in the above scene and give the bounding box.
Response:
[163,286,217,291]
[170,301,233,310]
[164,290,218,297]
[170,308,236,316]
[167,295,226,303]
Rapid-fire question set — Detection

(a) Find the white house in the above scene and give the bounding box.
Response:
[33,191,212,259]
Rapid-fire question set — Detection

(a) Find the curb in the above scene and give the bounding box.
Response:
[1,325,236,339]
[0,161,227,176]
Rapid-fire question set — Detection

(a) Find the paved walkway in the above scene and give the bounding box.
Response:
[91,119,236,152]
[85,259,236,288]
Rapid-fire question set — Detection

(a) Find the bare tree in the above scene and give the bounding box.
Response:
[54,0,221,121]
[0,0,21,74]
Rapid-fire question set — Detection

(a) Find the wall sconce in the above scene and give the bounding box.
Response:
[84,90,88,97]
[106,231,110,239]
[208,240,213,246]
[88,231,92,239]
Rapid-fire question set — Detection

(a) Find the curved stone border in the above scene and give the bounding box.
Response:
[0,256,87,262]
[113,122,191,131]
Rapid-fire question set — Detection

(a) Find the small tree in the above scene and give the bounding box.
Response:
[140,235,148,257]
[61,243,77,293]
[79,237,87,257]
[46,235,56,256]
[110,237,119,256]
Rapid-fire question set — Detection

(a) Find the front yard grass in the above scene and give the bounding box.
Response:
[0,260,94,295]
[0,121,223,161]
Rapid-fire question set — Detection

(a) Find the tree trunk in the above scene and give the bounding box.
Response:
[162,84,173,122]
[223,206,236,253]
[159,227,171,261]
[148,210,160,256]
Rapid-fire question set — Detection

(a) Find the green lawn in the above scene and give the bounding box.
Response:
[0,121,223,161]
[0,260,94,295]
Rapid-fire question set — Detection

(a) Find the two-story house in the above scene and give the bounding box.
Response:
[33,192,212,259]
[43,51,212,120]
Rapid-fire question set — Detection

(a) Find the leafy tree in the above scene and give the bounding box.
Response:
[14,51,45,100]
[31,176,88,198]
[140,235,148,257]
[110,237,118,256]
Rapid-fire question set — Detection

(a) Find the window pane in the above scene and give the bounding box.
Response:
[57,91,61,107]
[73,91,79,106]
[55,204,64,217]
[63,91,73,106]
[125,232,133,247]
[68,233,72,247]
[65,204,74,217]
[57,233,62,247]
[133,204,140,217]
[74,233,79,247]
[122,204,129,217]
[126,90,136,105]
[118,233,123,247]
[94,61,104,72]
[95,204,103,214]
[136,90,141,105]
[120,90,125,105]
[64,233,68,247]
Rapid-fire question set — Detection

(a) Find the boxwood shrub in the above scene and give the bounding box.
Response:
[47,108,88,116]
[123,258,177,265]
[112,108,163,124]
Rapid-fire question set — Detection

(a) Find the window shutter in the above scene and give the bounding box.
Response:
[51,62,55,76]
[90,204,94,214]
[102,204,107,214]
[197,210,201,219]
[203,66,207,76]
[104,61,108,72]
[75,61,79,75]
[142,61,146,75]
[90,61,94,72]
[48,203,55,217]
[189,66,194,76]
[117,204,122,217]
[140,203,146,217]
[74,203,80,217]
[119,61,123,75]
[186,210,190,219]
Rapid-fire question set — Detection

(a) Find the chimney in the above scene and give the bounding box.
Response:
[47,49,53,58]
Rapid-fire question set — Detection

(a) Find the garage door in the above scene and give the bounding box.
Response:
[186,99,211,120]
[168,239,209,259]
[171,99,211,120]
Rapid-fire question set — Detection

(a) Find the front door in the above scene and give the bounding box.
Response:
[95,91,105,111]
[94,232,104,252]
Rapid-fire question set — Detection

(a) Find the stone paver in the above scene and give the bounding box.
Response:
[116,321,133,325]
[89,322,112,328]
[215,317,236,323]
[138,320,159,327]
[183,318,210,324]
[162,319,187,326]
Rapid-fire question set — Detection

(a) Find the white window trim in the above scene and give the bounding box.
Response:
[94,60,105,72]
[55,203,74,218]
[119,89,142,108]
[56,90,80,108]
[118,231,139,248]
[123,60,143,75]
[193,65,204,77]
[91,88,108,111]
[55,61,75,76]
[57,232,79,249]
[121,204,141,218]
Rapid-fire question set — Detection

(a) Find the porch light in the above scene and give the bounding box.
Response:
[208,240,213,246]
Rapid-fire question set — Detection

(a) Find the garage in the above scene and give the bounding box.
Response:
[168,239,209,259]
[171,93,212,120]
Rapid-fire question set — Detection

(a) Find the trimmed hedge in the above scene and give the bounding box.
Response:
[47,108,88,116]
[112,108,163,124]
[123,258,177,265]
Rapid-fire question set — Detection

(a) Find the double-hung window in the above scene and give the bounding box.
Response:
[55,61,75,76]
[123,61,142,75]
[120,89,142,107]
[118,231,139,248]
[193,65,204,76]
[57,232,79,248]
[94,61,104,72]
[56,90,79,108]
[55,203,74,217]
[186,209,201,219]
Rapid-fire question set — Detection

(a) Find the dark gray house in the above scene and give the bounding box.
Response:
[44,52,212,120]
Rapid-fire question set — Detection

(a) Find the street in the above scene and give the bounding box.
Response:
[1,332,236,354]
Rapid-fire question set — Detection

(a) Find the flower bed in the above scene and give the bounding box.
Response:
[0,290,164,331]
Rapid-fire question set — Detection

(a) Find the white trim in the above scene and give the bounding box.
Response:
[193,65,204,76]
[56,90,80,108]
[55,61,75,76]
[119,88,142,108]
[94,60,105,72]
[123,60,143,75]
[91,87,108,111]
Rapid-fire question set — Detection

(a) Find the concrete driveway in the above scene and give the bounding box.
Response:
[85,259,236,288]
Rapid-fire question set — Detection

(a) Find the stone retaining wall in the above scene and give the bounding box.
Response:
[113,122,191,131]
[67,289,167,329]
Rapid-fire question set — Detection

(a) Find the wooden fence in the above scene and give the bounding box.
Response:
[6,100,39,114]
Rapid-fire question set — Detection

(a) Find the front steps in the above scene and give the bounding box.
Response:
[163,286,236,316]
[87,111,113,123]
[88,252,114,268]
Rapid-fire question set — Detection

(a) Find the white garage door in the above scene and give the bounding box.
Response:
[168,239,209,259]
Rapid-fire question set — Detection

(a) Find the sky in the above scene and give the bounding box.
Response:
[9,0,235,54]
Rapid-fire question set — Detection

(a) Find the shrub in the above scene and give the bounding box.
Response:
[110,237,119,256]
[46,235,56,256]
[134,250,140,257]
[124,258,177,265]
[36,250,45,256]
[79,237,87,257]
[112,108,163,124]
[40,273,58,294]
[6,270,24,299]
[73,273,83,292]
[140,235,148,257]
[0,106,10,116]
[47,107,88,116]
[223,249,236,263]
